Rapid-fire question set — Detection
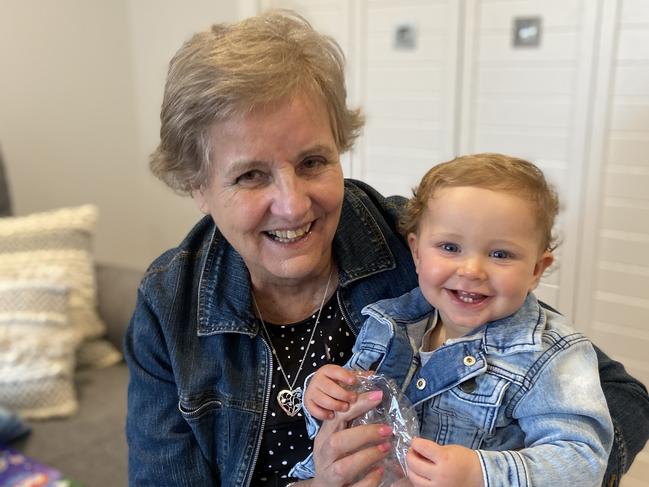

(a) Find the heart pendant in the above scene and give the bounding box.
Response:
[277,387,303,417]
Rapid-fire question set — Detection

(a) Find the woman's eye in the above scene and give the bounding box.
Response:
[439,243,459,253]
[490,250,511,259]
[302,157,326,171]
[235,170,266,186]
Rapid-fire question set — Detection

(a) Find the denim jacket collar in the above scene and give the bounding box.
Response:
[333,184,396,285]
[195,181,397,337]
[479,293,546,355]
[360,289,547,402]
[367,288,547,356]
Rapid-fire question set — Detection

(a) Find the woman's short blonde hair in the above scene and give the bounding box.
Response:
[149,9,364,194]
[401,153,560,252]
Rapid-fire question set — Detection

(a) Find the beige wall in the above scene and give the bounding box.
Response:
[0,0,241,269]
[125,0,239,268]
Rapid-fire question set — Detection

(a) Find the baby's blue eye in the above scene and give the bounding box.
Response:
[440,243,459,253]
[490,250,510,259]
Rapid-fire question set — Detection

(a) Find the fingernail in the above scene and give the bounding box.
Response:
[369,390,383,401]
[378,442,391,453]
[379,425,393,436]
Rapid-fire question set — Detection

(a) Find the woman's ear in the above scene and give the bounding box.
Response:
[191,187,210,215]
[529,251,554,291]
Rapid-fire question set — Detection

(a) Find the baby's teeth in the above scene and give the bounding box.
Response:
[457,291,482,303]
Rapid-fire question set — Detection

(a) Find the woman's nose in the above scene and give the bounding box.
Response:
[271,172,310,219]
[457,256,487,280]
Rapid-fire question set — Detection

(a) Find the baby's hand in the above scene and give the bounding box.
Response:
[303,364,359,420]
[406,437,483,487]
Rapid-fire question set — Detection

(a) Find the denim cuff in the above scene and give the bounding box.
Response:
[288,452,315,480]
[477,449,529,487]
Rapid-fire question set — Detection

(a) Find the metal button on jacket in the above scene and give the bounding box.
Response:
[416,378,426,390]
[460,378,477,393]
[463,355,476,367]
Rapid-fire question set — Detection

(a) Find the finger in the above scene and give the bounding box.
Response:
[304,386,349,412]
[318,391,383,438]
[313,414,392,486]
[315,424,393,482]
[352,466,384,487]
[322,364,359,387]
[406,448,435,479]
[335,389,384,424]
[327,423,393,456]
[407,468,432,487]
[315,381,356,409]
[326,438,390,485]
[311,393,351,413]
[410,437,440,462]
[304,400,334,420]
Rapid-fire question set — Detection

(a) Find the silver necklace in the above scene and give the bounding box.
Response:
[253,269,333,417]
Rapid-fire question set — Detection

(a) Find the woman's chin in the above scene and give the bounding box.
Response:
[255,256,329,285]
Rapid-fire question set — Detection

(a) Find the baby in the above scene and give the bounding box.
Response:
[300,153,613,487]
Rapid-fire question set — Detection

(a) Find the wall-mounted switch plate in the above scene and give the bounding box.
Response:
[394,23,417,51]
[513,16,542,47]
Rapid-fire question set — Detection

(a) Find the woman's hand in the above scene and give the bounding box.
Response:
[309,389,393,486]
[304,364,359,420]
[406,437,483,487]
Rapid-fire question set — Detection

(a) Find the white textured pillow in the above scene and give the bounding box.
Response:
[0,278,79,418]
[0,205,120,368]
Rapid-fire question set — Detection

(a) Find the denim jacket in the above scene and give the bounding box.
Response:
[124,179,418,486]
[125,178,648,486]
[364,289,613,486]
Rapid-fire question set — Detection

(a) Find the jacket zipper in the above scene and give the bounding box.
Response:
[244,335,273,487]
[336,288,358,337]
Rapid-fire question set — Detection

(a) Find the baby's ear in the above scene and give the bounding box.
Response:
[530,251,554,290]
[407,232,420,272]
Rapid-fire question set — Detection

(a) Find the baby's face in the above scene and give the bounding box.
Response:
[408,186,553,340]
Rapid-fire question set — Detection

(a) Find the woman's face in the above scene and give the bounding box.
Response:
[194,93,344,288]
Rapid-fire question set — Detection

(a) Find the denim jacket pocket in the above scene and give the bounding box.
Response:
[422,373,510,449]
[178,390,225,422]
[178,389,237,475]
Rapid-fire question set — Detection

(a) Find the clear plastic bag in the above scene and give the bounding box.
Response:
[350,373,419,486]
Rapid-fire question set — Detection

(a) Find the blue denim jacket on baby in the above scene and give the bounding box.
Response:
[296,287,613,487]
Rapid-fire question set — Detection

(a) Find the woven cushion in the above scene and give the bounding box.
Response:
[0,205,120,368]
[0,277,79,418]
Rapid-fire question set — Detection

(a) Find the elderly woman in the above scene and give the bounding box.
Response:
[124,9,649,487]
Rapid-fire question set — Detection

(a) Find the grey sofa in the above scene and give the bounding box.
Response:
[12,264,140,486]
[1,145,141,486]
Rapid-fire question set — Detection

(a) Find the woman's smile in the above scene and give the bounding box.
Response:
[193,91,344,287]
[264,222,313,243]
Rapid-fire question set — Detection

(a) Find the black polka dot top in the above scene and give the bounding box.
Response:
[251,293,355,486]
